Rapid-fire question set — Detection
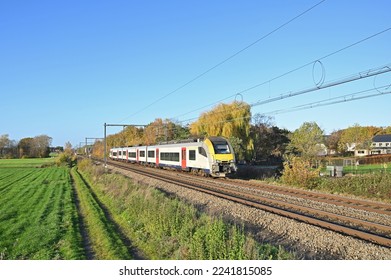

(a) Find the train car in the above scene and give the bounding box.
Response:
[125,146,137,163]
[109,136,237,177]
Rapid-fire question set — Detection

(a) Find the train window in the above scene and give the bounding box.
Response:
[148,151,155,158]
[214,144,230,154]
[198,147,207,157]
[128,152,136,158]
[189,150,196,160]
[160,152,180,162]
[112,152,117,156]
[119,151,122,156]
[140,151,145,157]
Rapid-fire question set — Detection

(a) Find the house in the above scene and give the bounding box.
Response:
[345,134,391,157]
[371,134,391,155]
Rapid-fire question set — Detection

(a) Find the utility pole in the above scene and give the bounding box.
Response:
[85,137,104,157]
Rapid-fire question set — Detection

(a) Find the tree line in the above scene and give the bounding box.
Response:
[0,134,54,158]
[88,101,391,165]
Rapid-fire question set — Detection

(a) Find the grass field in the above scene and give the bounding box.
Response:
[1,158,293,260]
[342,163,391,174]
[0,163,83,259]
[0,158,55,168]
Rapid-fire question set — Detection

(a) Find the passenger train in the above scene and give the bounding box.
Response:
[109,136,237,177]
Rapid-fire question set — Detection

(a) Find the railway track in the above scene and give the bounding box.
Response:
[96,158,391,248]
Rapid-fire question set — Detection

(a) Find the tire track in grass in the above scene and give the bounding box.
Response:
[0,167,84,259]
[3,168,62,259]
[69,172,95,260]
[70,167,132,259]
[0,168,41,196]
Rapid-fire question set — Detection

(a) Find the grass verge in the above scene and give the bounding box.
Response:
[70,167,132,259]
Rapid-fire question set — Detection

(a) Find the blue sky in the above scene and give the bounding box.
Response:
[1,0,390,147]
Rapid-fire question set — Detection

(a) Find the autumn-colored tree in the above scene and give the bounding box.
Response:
[17,135,52,158]
[91,140,104,159]
[18,137,34,158]
[32,135,52,158]
[190,101,253,160]
[325,129,343,154]
[377,126,391,135]
[338,124,381,152]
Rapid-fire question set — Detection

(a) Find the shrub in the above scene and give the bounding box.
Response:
[55,152,76,167]
[281,156,320,189]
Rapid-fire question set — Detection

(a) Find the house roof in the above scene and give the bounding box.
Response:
[372,134,391,143]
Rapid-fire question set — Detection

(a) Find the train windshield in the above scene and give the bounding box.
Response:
[210,138,230,154]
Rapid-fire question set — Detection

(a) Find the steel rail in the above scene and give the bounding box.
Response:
[224,179,391,216]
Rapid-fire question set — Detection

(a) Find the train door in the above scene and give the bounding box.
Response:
[126,150,128,161]
[156,148,159,166]
[181,147,186,169]
[136,149,139,163]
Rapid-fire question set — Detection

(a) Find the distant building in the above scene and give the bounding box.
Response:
[349,134,391,157]
[371,134,391,155]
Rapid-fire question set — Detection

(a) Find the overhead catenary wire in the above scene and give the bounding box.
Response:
[175,63,391,126]
[180,86,391,130]
[118,0,327,123]
[250,63,391,107]
[264,85,391,115]
[172,27,391,120]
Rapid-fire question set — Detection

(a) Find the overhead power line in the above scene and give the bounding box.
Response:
[119,0,327,122]
[177,64,391,123]
[264,85,391,115]
[250,63,391,107]
[172,27,391,120]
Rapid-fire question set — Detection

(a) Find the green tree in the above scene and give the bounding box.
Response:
[286,121,324,161]
[250,114,290,162]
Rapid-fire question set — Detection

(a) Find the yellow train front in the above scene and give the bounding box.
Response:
[203,136,237,177]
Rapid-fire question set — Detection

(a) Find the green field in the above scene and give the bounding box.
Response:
[0,163,83,259]
[343,163,391,174]
[0,158,292,260]
[0,158,55,168]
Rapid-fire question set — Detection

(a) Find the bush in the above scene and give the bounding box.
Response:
[281,156,320,189]
[55,152,76,167]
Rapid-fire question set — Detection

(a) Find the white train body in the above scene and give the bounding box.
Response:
[109,137,237,177]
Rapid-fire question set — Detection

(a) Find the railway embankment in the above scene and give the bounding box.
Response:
[103,161,391,260]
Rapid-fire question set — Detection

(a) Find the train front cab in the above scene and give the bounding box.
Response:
[204,137,237,177]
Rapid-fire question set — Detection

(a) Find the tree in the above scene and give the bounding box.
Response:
[190,101,253,160]
[338,124,381,153]
[18,135,52,158]
[250,114,290,162]
[286,121,324,161]
[64,142,72,152]
[325,129,343,154]
[0,134,11,157]
[32,135,52,158]
[18,137,34,158]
